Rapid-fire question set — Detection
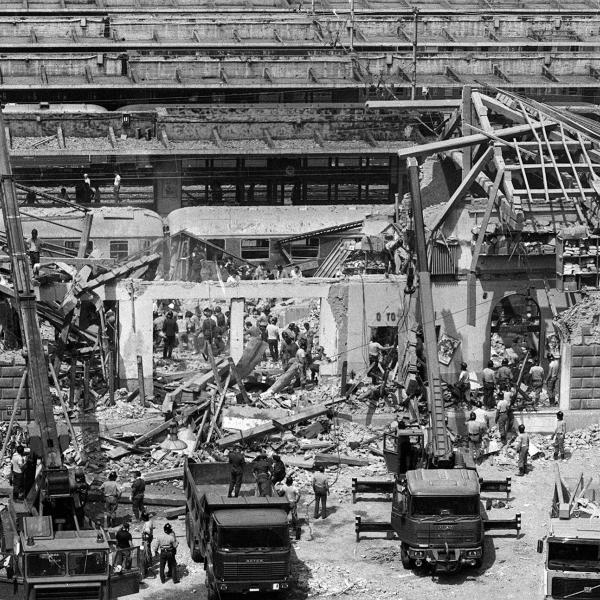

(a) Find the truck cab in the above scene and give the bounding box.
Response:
[392,468,484,572]
[205,508,291,598]
[0,514,140,600]
[540,467,600,599]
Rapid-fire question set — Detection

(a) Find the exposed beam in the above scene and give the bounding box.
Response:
[84,66,94,83]
[108,125,117,148]
[542,65,559,82]
[211,128,223,148]
[445,65,462,83]
[263,128,276,149]
[493,63,511,82]
[57,125,65,149]
[397,122,556,160]
[427,145,495,240]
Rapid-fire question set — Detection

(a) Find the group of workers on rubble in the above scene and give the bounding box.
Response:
[226,439,332,523]
[154,299,326,387]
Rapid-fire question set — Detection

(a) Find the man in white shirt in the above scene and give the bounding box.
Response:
[11,445,25,500]
[113,172,121,203]
[266,317,280,361]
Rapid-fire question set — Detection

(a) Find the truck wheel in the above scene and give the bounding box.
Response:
[400,545,413,570]
[186,513,203,563]
[474,547,485,569]
[191,542,203,563]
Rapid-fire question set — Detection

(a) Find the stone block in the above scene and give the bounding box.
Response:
[582,378,596,388]
[571,355,584,367]
[570,377,584,389]
[573,367,595,378]
[583,356,599,367]
[582,398,600,409]
[571,389,594,399]
[569,398,582,410]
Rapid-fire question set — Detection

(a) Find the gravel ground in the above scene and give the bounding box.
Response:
[118,447,596,600]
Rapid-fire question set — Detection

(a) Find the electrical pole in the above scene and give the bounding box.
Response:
[411,8,419,100]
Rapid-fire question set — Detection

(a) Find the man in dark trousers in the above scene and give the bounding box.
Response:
[481,361,496,410]
[513,424,530,476]
[114,522,133,571]
[228,445,245,498]
[131,471,145,521]
[162,311,177,359]
[153,523,179,584]
[271,455,286,487]
[252,450,272,497]
[312,465,329,519]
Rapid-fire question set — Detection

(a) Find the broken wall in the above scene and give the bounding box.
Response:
[109,277,404,393]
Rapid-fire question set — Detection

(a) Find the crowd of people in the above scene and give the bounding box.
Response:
[153,299,326,386]
[456,353,561,409]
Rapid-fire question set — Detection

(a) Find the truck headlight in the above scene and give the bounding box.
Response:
[219,584,228,591]
[466,550,481,558]
[273,584,280,590]
[413,550,425,558]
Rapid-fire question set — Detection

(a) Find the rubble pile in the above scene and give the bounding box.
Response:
[554,292,600,341]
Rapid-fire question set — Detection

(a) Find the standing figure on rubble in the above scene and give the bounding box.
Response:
[481,361,496,410]
[100,471,122,528]
[266,317,280,362]
[367,336,394,385]
[131,471,146,522]
[513,424,530,476]
[546,354,560,406]
[528,360,545,403]
[227,445,245,498]
[252,450,273,497]
[10,445,26,501]
[466,412,487,461]
[553,411,566,460]
[271,455,286,487]
[161,311,177,359]
[153,523,179,584]
[495,390,511,444]
[28,229,42,271]
[457,362,471,405]
[312,465,329,520]
[496,358,513,391]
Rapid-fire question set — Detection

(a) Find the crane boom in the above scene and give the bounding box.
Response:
[407,157,449,460]
[0,109,62,467]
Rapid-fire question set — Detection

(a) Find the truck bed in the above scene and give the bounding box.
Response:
[185,459,289,511]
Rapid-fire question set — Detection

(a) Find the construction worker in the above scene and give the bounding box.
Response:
[495,391,511,444]
[553,411,566,460]
[153,523,179,584]
[252,450,273,497]
[312,465,329,519]
[10,445,25,501]
[281,476,301,529]
[114,522,132,571]
[100,471,121,528]
[496,358,513,391]
[481,360,496,410]
[513,424,530,476]
[161,311,177,359]
[368,336,393,385]
[271,455,286,487]
[131,471,146,522]
[28,229,42,270]
[528,360,545,403]
[457,362,471,405]
[466,412,487,460]
[546,354,560,406]
[227,445,245,498]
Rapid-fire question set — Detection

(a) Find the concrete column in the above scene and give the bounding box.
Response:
[319,296,339,375]
[229,298,245,363]
[153,158,182,216]
[117,295,154,394]
[559,342,571,411]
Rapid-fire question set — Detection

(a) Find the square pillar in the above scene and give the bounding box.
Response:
[230,298,245,363]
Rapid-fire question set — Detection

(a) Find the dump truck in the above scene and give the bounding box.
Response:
[539,464,600,599]
[184,458,292,600]
[353,158,520,573]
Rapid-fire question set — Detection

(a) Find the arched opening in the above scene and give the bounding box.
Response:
[489,293,541,371]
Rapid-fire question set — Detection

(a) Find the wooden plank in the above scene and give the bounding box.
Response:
[228,357,250,404]
[207,345,223,394]
[427,145,494,240]
[397,122,556,160]
[143,468,184,484]
[206,373,231,444]
[217,398,346,449]
[314,453,371,466]
[165,506,186,519]
[235,337,269,379]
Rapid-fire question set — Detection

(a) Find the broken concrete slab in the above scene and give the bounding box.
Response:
[217,399,345,449]
[314,453,371,466]
[164,506,186,519]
